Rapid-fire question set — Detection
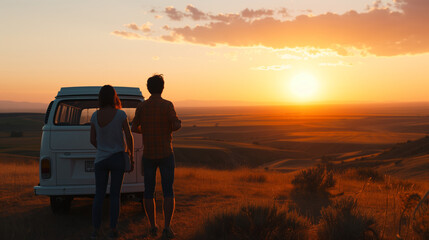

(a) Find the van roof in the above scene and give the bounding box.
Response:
[56,86,143,98]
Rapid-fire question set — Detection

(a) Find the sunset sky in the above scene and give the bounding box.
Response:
[1,0,428,106]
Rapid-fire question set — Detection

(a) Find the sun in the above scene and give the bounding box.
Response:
[289,73,319,101]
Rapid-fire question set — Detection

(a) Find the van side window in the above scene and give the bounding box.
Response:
[54,101,94,125]
[54,100,140,126]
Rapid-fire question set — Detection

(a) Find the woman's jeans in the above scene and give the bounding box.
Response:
[92,152,125,229]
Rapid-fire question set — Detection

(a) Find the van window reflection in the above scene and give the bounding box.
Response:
[54,99,140,126]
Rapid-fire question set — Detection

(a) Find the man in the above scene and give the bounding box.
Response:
[132,74,181,239]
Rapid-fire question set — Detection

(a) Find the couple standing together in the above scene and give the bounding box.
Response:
[90,74,181,239]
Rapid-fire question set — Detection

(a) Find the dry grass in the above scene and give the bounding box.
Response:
[335,172,428,240]
[236,171,268,183]
[3,106,429,239]
[0,158,297,240]
[413,214,429,240]
[291,165,336,194]
[412,190,429,239]
[317,196,379,240]
[0,159,41,213]
[190,204,311,240]
[348,167,385,182]
[1,157,428,240]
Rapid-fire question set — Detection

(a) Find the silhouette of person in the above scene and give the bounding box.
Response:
[90,85,134,239]
[132,74,181,239]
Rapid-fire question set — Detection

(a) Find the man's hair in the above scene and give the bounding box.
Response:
[147,74,164,94]
[98,85,122,109]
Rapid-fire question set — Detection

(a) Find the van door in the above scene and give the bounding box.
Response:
[50,98,142,186]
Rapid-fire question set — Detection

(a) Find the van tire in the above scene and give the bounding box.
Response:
[50,196,72,214]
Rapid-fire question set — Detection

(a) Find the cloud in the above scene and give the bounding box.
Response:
[241,8,274,18]
[161,34,179,42]
[141,22,152,32]
[161,0,429,56]
[161,5,276,22]
[186,5,208,20]
[253,64,292,71]
[165,6,185,21]
[111,31,143,39]
[125,23,139,31]
[319,61,352,67]
[124,22,152,32]
[209,13,241,22]
[277,47,340,59]
[279,53,303,60]
[278,8,290,18]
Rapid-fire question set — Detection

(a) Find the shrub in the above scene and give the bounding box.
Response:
[291,166,336,194]
[413,215,429,240]
[412,191,429,240]
[319,155,336,171]
[191,204,311,240]
[317,196,379,240]
[386,178,415,191]
[397,192,428,239]
[238,173,267,183]
[413,214,429,240]
[354,167,384,182]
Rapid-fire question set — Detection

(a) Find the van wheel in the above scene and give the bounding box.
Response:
[50,196,72,214]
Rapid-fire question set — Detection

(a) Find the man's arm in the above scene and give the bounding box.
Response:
[131,103,142,133]
[169,102,181,131]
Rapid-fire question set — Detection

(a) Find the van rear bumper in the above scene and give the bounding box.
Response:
[34,183,145,196]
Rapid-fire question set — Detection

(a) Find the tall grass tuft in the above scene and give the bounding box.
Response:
[291,166,336,194]
[386,178,416,191]
[412,190,429,240]
[238,173,267,183]
[354,167,385,182]
[289,165,335,221]
[413,214,429,240]
[317,196,379,240]
[190,204,311,240]
[396,191,429,240]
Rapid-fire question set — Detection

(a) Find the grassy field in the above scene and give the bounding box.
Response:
[0,155,428,239]
[1,110,429,239]
[0,113,44,157]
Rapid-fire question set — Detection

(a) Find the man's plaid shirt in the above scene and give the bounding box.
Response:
[132,95,180,159]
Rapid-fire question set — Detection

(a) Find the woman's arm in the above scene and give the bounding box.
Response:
[90,123,97,148]
[122,118,134,158]
[122,119,134,172]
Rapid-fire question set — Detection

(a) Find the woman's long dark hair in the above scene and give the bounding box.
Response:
[98,85,122,109]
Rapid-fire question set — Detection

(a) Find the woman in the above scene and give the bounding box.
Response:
[90,85,134,239]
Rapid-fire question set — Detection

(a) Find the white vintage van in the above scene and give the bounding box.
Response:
[34,86,145,213]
